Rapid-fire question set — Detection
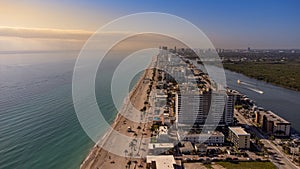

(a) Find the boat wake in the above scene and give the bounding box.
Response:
[238,79,264,94]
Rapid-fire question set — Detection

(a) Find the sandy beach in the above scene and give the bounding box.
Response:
[80,60,156,169]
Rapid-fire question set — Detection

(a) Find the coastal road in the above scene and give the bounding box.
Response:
[261,139,299,169]
[234,110,299,169]
[234,110,265,139]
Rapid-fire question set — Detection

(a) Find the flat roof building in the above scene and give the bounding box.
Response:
[148,143,174,155]
[146,155,176,169]
[177,131,224,145]
[179,141,195,154]
[228,127,250,149]
[157,126,170,142]
[195,144,207,155]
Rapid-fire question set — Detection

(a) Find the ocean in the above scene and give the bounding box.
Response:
[1,51,299,169]
[0,51,125,169]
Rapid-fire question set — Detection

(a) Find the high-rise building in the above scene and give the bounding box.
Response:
[247,47,251,52]
[175,90,234,128]
[224,91,235,125]
[175,91,211,126]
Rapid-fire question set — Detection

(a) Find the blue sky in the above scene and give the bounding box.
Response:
[77,0,300,49]
[1,0,300,49]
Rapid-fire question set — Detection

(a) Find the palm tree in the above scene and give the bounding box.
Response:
[127,160,132,169]
[129,141,136,156]
[124,149,128,158]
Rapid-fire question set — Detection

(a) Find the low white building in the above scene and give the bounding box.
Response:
[157,126,170,142]
[148,143,174,155]
[154,90,168,107]
[177,131,224,145]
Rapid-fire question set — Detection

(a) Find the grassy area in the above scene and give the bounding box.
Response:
[203,164,213,169]
[223,62,300,91]
[216,161,276,169]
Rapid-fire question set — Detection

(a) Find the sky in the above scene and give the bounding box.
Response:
[0,0,300,51]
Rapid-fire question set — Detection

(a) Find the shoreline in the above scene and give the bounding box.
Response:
[80,58,155,169]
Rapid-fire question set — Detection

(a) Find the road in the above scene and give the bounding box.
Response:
[234,110,299,169]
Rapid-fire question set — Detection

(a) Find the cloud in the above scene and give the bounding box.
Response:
[0,26,131,40]
[0,27,189,52]
[0,26,93,40]
[0,27,133,52]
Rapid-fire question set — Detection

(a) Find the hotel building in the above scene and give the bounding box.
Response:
[175,90,234,128]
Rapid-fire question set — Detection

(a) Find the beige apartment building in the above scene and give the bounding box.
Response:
[228,127,250,149]
[255,110,291,137]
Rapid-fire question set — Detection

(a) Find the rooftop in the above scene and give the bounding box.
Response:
[179,141,195,152]
[159,126,168,135]
[146,155,176,169]
[229,127,250,136]
[178,131,224,137]
[148,143,174,150]
[260,111,290,124]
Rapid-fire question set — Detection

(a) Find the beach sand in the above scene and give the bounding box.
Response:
[80,67,156,169]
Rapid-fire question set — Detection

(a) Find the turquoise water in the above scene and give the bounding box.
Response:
[0,51,142,169]
[0,52,104,168]
[0,84,93,168]
[0,53,91,169]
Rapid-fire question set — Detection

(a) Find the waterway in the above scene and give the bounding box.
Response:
[225,69,300,133]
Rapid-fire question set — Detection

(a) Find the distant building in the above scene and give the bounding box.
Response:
[157,126,170,142]
[177,131,224,145]
[290,146,299,156]
[194,144,207,155]
[228,127,250,149]
[168,54,182,66]
[255,110,291,137]
[146,155,177,169]
[148,143,174,155]
[172,67,186,83]
[179,141,195,154]
[154,90,168,108]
